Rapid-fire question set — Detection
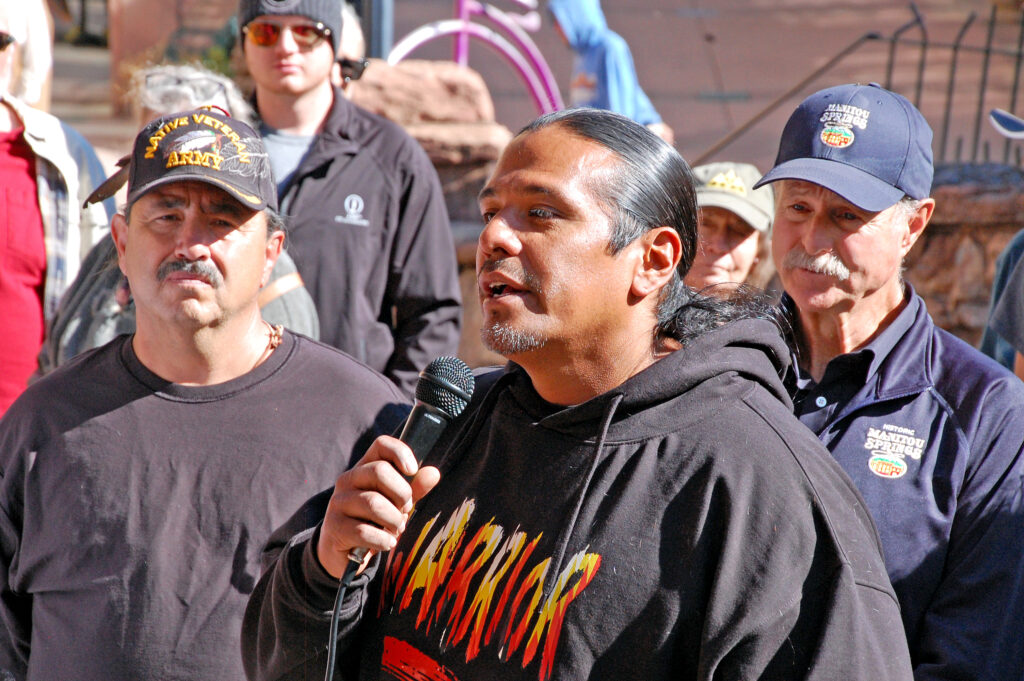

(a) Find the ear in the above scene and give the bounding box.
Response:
[900,198,934,256]
[631,226,682,299]
[111,213,129,276]
[261,229,285,288]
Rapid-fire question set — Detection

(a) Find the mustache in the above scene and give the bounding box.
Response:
[157,259,223,286]
[478,258,543,293]
[782,248,851,282]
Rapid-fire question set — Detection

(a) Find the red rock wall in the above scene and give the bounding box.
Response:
[906,164,1024,347]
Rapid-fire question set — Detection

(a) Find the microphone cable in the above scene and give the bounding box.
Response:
[322,357,474,681]
[323,558,363,681]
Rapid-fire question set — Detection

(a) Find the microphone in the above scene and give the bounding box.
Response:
[347,356,475,565]
[327,358,475,681]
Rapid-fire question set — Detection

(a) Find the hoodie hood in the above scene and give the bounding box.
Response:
[549,0,608,50]
[502,316,792,439]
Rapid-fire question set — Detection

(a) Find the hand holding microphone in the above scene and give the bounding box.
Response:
[316,357,474,579]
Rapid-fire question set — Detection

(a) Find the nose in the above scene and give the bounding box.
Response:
[173,214,214,261]
[798,211,833,256]
[477,209,522,265]
[700,223,727,254]
[275,26,300,53]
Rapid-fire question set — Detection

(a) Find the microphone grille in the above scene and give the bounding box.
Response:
[416,356,475,419]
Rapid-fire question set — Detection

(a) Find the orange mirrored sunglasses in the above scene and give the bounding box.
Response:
[244,20,331,48]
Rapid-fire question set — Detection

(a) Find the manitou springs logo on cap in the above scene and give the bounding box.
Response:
[862,423,925,479]
[819,102,871,149]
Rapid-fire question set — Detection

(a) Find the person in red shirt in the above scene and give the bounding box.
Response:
[0,7,110,413]
[0,91,46,411]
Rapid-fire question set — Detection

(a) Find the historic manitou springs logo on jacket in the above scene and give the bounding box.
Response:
[377,498,601,681]
[819,102,871,149]
[862,423,926,479]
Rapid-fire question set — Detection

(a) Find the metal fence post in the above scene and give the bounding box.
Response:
[363,0,393,59]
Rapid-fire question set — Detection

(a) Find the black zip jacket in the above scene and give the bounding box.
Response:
[271,90,462,395]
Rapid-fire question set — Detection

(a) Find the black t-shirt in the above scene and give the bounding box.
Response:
[0,331,409,680]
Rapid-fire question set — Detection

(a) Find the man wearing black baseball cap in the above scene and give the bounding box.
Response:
[0,107,408,680]
[757,83,1024,680]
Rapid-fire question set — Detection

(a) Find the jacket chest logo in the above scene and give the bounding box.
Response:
[334,193,369,226]
[863,423,926,479]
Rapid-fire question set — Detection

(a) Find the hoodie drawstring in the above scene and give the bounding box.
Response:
[548,392,624,586]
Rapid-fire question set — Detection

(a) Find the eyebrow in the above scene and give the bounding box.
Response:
[152,194,185,209]
[206,200,245,218]
[149,192,245,218]
[478,183,560,202]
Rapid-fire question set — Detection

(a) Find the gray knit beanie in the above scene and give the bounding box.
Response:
[238,0,342,55]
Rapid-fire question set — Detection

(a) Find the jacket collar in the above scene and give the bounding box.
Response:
[1,93,80,191]
[871,286,933,400]
[252,85,361,161]
[783,284,934,405]
[304,86,361,159]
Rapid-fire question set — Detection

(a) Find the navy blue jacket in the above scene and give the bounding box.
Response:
[786,289,1024,681]
[980,227,1024,369]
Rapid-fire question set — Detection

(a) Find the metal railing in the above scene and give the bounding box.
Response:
[694,3,1024,167]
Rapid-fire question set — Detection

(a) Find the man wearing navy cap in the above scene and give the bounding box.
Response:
[0,107,407,680]
[756,83,1024,680]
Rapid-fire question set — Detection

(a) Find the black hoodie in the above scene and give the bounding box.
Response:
[243,318,913,681]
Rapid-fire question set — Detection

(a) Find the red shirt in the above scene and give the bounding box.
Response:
[0,126,46,413]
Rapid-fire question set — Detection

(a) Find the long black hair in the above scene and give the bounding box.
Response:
[519,108,779,343]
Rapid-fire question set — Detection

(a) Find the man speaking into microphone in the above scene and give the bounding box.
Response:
[243,109,914,680]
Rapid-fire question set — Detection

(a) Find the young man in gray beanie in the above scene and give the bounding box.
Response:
[238,0,462,397]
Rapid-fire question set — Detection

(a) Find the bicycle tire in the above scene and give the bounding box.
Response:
[388,20,560,114]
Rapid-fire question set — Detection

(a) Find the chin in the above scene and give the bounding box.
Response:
[481,322,545,356]
[789,286,849,313]
[170,300,223,328]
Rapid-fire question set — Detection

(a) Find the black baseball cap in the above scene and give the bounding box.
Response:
[755,83,933,211]
[86,106,277,212]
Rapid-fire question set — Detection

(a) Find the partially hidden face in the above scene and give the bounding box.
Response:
[685,206,761,290]
[112,181,282,329]
[243,14,336,97]
[475,125,641,360]
[771,179,915,315]
[0,7,16,94]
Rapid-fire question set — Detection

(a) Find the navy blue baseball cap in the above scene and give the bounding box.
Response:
[754,83,933,211]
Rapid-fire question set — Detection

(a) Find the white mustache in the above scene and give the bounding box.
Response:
[782,248,851,282]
